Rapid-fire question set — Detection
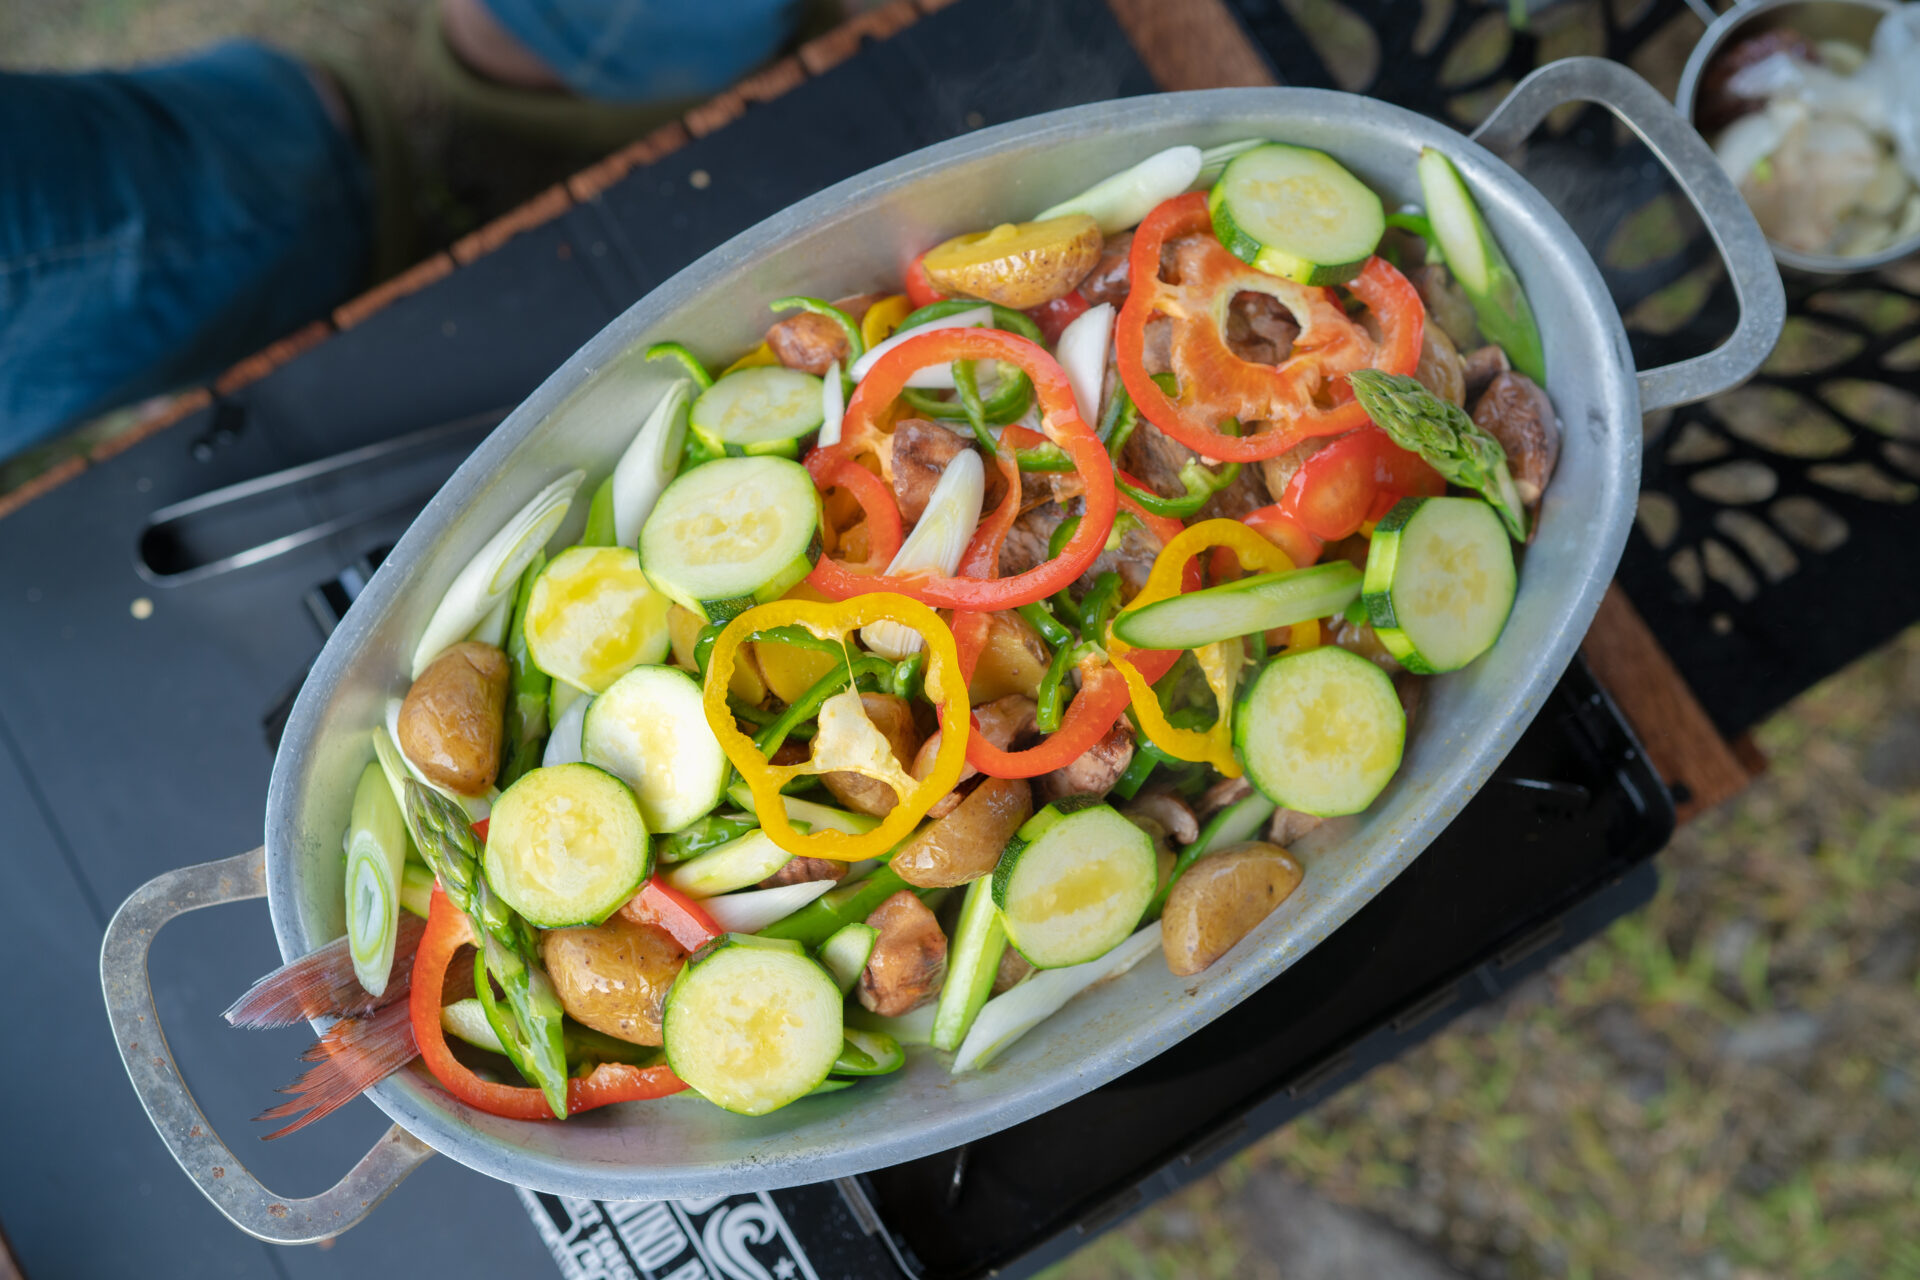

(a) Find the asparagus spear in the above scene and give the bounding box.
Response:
[1348,370,1529,541]
[406,780,571,1117]
[498,553,551,791]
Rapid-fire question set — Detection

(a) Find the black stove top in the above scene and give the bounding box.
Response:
[0,2,1673,1276]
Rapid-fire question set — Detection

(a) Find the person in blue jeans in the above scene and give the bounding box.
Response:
[0,0,800,459]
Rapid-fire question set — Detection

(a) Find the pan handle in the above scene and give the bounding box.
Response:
[1470,56,1785,414]
[99,846,434,1244]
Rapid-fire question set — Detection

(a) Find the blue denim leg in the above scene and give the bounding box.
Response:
[479,0,803,101]
[0,40,373,457]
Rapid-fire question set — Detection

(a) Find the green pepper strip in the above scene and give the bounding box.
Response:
[759,866,934,947]
[658,812,759,864]
[1079,571,1124,646]
[951,359,999,458]
[1110,743,1158,801]
[898,299,1043,427]
[770,296,865,363]
[1100,383,1140,460]
[1014,440,1074,472]
[1016,600,1073,649]
[1035,640,1098,733]
[1113,418,1243,519]
[1046,516,1084,625]
[645,340,714,390]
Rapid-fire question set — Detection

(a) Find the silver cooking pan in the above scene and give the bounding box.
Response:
[101,57,1783,1242]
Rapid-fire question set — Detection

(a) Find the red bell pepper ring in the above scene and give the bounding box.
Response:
[807,328,1115,611]
[409,891,687,1120]
[904,250,947,308]
[470,818,489,843]
[1027,289,1091,345]
[804,450,903,574]
[619,875,724,952]
[950,473,1192,780]
[1115,192,1424,464]
[1280,426,1446,541]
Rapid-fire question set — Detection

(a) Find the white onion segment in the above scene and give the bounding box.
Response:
[411,469,583,677]
[1054,302,1114,428]
[860,449,984,659]
[612,379,692,547]
[1038,144,1203,233]
[950,923,1162,1073]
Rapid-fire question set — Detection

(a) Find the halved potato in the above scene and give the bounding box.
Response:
[921,214,1102,309]
[1161,841,1304,977]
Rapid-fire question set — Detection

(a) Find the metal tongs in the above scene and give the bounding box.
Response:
[135,406,509,586]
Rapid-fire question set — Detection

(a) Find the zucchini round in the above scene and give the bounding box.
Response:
[523,546,672,694]
[639,455,822,622]
[1208,142,1385,287]
[991,802,1157,969]
[689,365,824,458]
[1362,496,1516,674]
[663,934,844,1115]
[582,665,729,833]
[483,763,651,927]
[1233,646,1405,817]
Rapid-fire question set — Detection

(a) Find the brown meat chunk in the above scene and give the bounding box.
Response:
[758,857,848,889]
[1472,372,1560,510]
[1414,323,1467,408]
[1461,344,1510,405]
[1079,231,1134,307]
[1196,463,1272,522]
[1140,314,1173,376]
[1224,291,1300,366]
[1036,718,1135,804]
[859,891,947,1017]
[886,418,1009,527]
[766,311,849,376]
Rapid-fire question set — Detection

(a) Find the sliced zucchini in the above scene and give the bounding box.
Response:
[818,921,879,994]
[1112,561,1362,651]
[1362,495,1516,674]
[1234,646,1405,817]
[665,830,791,898]
[992,803,1157,970]
[689,365,824,458]
[639,455,822,622]
[1417,148,1545,382]
[483,763,651,927]
[662,933,844,1115]
[832,1027,905,1076]
[930,875,1008,1051]
[1208,142,1385,286]
[524,545,672,694]
[582,665,729,833]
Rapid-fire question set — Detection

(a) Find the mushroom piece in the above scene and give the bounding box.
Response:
[1035,718,1136,805]
[1471,371,1560,510]
[859,890,947,1017]
[758,857,848,889]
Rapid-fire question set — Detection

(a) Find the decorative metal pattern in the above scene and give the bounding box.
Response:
[1225,0,1920,733]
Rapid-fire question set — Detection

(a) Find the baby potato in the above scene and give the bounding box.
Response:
[966,610,1051,704]
[1161,842,1304,977]
[540,916,684,1046]
[921,214,1103,309]
[398,641,509,795]
[820,693,922,817]
[893,776,1032,888]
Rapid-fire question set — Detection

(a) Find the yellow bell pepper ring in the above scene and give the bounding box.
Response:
[701,592,970,862]
[1108,519,1313,776]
